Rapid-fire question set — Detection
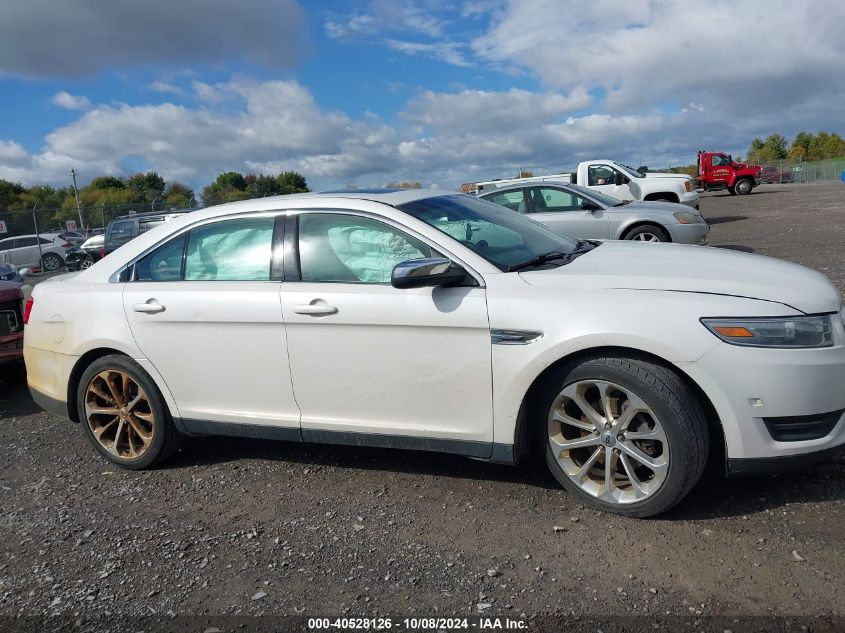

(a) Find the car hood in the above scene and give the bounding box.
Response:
[609,200,693,215]
[520,241,840,314]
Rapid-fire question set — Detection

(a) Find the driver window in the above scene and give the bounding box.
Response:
[298,213,438,284]
[530,187,586,213]
[588,165,616,186]
[712,155,727,166]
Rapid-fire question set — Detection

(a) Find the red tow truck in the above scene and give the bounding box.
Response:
[695,151,762,195]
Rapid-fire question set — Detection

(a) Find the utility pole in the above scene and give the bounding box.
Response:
[69,168,85,229]
[32,201,44,269]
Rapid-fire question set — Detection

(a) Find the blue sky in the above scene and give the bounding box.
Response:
[1,0,844,192]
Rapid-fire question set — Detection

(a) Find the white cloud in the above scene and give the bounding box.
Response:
[0,0,307,77]
[149,81,186,96]
[325,0,446,40]
[471,0,845,116]
[384,40,470,67]
[51,91,91,110]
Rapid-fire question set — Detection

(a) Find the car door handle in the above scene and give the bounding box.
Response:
[293,304,338,316]
[132,300,165,314]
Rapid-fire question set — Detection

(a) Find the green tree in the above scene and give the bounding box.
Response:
[636,165,649,173]
[89,175,126,190]
[0,179,26,210]
[126,171,166,204]
[164,181,195,208]
[385,180,422,189]
[276,171,308,194]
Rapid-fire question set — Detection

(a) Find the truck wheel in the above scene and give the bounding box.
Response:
[624,225,669,242]
[539,355,709,517]
[727,185,736,195]
[735,179,753,195]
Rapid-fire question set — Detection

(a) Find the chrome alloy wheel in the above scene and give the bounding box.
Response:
[85,370,155,460]
[547,380,669,504]
[633,232,661,242]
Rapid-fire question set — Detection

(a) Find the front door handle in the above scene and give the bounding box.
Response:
[133,300,165,314]
[293,303,338,316]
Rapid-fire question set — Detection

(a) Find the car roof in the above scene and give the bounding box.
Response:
[112,208,195,222]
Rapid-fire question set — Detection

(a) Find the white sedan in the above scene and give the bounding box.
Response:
[23,189,845,517]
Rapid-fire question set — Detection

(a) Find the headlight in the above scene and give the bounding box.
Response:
[673,211,701,224]
[684,180,693,192]
[701,316,834,348]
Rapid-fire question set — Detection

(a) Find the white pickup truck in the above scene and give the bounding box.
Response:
[468,160,700,209]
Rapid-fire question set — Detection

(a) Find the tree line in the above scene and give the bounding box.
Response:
[746,131,845,163]
[0,170,309,231]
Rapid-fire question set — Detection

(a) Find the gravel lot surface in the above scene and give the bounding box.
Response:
[1,183,843,632]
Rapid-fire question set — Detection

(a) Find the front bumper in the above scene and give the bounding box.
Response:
[679,191,700,210]
[666,222,710,245]
[680,331,845,472]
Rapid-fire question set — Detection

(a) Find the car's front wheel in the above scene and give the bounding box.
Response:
[539,355,709,517]
[624,225,669,242]
[77,355,182,469]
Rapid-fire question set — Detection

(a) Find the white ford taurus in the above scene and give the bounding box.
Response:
[23,189,845,516]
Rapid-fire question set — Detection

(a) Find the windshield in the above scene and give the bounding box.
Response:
[565,183,623,207]
[398,194,579,271]
[617,163,645,178]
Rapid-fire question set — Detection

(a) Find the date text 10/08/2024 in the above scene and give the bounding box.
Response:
[307,617,528,630]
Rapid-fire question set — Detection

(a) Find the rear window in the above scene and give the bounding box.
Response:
[110,221,134,236]
[138,219,165,234]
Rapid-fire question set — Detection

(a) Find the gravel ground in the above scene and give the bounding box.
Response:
[1,183,843,632]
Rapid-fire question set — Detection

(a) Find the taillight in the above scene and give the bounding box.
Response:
[62,242,72,248]
[23,297,34,325]
[101,246,106,258]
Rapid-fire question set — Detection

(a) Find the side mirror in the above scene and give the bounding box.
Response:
[619,174,630,185]
[392,258,467,289]
[18,267,32,279]
[581,201,602,212]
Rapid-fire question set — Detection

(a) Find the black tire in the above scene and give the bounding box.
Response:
[734,179,753,195]
[79,257,94,270]
[76,354,182,469]
[538,355,709,518]
[41,252,63,272]
[0,361,26,384]
[623,224,669,242]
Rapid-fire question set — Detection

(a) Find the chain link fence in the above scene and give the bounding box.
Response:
[0,201,195,242]
[757,157,845,185]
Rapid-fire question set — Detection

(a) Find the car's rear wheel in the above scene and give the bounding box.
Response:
[41,252,63,272]
[624,225,669,242]
[79,257,94,270]
[539,355,709,517]
[77,355,182,469]
[0,361,26,384]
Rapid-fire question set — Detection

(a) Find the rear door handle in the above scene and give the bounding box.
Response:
[132,300,165,314]
[293,304,338,316]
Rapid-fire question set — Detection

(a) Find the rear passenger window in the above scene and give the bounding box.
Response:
[184,217,274,281]
[135,235,186,282]
[484,190,526,212]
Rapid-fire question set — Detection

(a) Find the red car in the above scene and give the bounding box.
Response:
[0,279,26,383]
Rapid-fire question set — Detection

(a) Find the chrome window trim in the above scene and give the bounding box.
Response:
[284,207,486,288]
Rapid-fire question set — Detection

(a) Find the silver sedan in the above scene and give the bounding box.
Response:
[478,181,709,244]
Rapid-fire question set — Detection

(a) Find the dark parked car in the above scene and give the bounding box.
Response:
[104,209,194,255]
[0,274,29,383]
